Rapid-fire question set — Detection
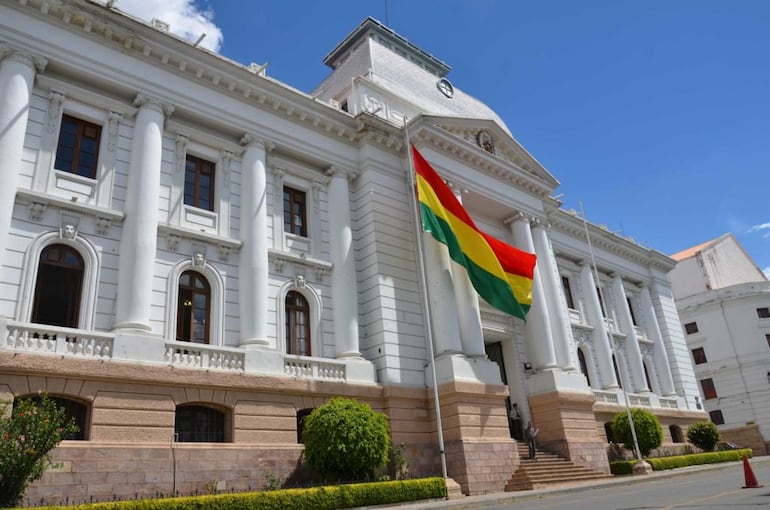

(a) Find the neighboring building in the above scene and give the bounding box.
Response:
[0,1,705,502]
[670,234,770,454]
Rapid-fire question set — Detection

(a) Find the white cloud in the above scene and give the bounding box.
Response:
[112,0,223,52]
[748,222,770,232]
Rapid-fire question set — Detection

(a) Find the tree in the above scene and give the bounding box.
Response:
[302,397,391,482]
[611,408,663,457]
[686,421,721,452]
[0,394,78,508]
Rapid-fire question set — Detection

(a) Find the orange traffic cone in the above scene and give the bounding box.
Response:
[742,455,764,489]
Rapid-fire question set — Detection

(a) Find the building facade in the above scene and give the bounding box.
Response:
[0,1,704,502]
[670,234,770,454]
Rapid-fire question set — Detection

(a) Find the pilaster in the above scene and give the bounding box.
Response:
[611,274,648,392]
[578,261,618,388]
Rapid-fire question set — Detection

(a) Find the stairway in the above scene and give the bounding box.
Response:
[504,442,612,491]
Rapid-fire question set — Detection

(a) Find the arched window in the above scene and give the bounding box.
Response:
[670,425,684,443]
[14,395,89,440]
[578,348,591,387]
[604,422,615,443]
[286,291,310,356]
[613,355,623,389]
[174,404,225,442]
[176,271,210,344]
[31,244,84,328]
[297,408,314,443]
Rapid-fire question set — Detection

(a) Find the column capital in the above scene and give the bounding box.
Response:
[0,44,47,73]
[504,211,531,225]
[530,217,549,229]
[325,165,359,181]
[240,133,274,152]
[133,94,174,117]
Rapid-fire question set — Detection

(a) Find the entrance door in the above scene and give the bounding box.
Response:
[486,341,522,440]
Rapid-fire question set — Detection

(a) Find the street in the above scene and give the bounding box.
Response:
[480,459,770,509]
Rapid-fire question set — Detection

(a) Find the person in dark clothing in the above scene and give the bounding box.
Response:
[524,421,539,460]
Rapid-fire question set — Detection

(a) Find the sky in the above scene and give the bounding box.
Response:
[113,0,770,277]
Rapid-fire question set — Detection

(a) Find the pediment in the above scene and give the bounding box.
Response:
[421,115,560,191]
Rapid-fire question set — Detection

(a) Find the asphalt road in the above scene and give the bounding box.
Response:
[386,457,770,510]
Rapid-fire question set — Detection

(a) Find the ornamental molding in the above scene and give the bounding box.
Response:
[7,0,361,145]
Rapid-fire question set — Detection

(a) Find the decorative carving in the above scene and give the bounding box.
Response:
[273,257,286,272]
[311,181,322,215]
[60,223,77,240]
[28,202,47,222]
[218,244,231,262]
[166,234,181,252]
[107,111,122,152]
[46,91,65,133]
[174,135,188,173]
[364,94,383,115]
[294,275,306,288]
[313,266,329,281]
[220,150,233,187]
[133,94,174,117]
[192,249,206,267]
[95,217,111,235]
[476,130,495,154]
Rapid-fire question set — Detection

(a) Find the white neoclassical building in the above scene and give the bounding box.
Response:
[670,233,770,454]
[0,1,705,501]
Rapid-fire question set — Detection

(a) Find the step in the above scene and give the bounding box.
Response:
[505,444,611,492]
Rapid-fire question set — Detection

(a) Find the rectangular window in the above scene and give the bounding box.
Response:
[54,115,101,179]
[757,307,770,319]
[684,322,699,334]
[596,287,606,317]
[708,410,724,425]
[691,347,707,365]
[561,276,575,309]
[700,378,717,400]
[184,155,215,211]
[283,186,307,237]
[626,297,637,326]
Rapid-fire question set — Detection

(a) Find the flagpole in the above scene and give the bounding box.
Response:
[403,116,448,481]
[579,201,643,462]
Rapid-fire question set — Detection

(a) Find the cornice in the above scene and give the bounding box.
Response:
[409,123,554,200]
[547,208,675,274]
[10,0,363,146]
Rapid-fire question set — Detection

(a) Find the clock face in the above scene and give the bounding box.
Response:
[437,78,454,98]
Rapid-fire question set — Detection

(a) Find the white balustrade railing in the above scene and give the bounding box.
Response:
[164,341,244,372]
[4,322,113,359]
[593,389,619,404]
[627,393,651,407]
[659,397,679,409]
[284,356,346,382]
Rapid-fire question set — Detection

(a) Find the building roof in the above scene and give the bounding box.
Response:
[670,235,727,261]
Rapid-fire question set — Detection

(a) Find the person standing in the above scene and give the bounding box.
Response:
[524,421,539,460]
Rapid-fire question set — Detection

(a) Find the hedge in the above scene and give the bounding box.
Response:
[609,449,753,475]
[27,478,447,510]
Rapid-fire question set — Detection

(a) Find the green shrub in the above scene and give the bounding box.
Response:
[610,448,752,474]
[611,408,663,457]
[302,397,391,482]
[30,478,447,510]
[0,393,79,508]
[686,421,721,452]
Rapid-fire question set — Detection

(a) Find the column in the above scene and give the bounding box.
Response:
[0,46,46,269]
[578,262,618,388]
[640,284,676,396]
[422,232,464,356]
[448,185,485,357]
[531,220,577,371]
[508,213,557,370]
[114,95,172,331]
[611,274,648,392]
[238,135,272,348]
[326,168,361,358]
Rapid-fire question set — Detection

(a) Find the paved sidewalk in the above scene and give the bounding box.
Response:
[369,455,770,510]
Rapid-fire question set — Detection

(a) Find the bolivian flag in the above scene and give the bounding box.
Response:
[412,145,536,320]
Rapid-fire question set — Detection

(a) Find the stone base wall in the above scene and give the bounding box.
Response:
[445,439,518,496]
[529,390,610,474]
[721,424,768,455]
[24,443,306,507]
